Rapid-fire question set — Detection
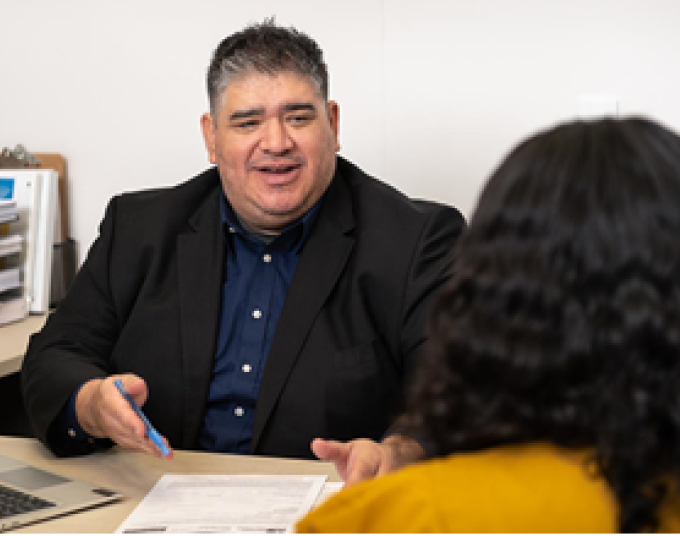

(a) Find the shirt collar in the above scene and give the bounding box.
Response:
[220,193,324,254]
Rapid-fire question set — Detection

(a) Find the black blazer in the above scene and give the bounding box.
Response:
[22,157,465,459]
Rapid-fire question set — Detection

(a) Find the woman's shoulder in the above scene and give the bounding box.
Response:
[297,453,447,533]
[297,443,619,533]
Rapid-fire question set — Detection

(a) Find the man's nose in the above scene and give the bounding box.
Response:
[261,119,294,154]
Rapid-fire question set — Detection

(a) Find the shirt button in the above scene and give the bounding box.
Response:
[228,227,236,233]
[242,364,252,373]
[252,309,262,319]
[68,428,76,438]
[234,407,244,417]
[263,254,272,263]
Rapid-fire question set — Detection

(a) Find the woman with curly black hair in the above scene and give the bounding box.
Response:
[298,117,680,533]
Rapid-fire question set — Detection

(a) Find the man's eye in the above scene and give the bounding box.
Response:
[287,115,313,125]
[234,120,259,130]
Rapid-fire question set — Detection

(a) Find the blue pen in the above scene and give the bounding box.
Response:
[114,379,170,456]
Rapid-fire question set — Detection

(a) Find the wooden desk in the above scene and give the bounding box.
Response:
[0,314,48,378]
[0,436,340,533]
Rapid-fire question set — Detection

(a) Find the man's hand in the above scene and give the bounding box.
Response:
[75,374,172,459]
[311,434,425,487]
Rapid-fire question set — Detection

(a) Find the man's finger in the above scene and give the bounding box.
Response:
[311,438,349,462]
[158,434,174,460]
[116,374,149,407]
[114,432,160,457]
[102,391,146,439]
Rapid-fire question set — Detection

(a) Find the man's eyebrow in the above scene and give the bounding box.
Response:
[282,103,317,113]
[228,103,316,122]
[229,108,265,122]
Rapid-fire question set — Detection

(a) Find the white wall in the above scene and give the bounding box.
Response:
[2,0,679,259]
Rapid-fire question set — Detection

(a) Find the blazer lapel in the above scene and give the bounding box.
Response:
[177,187,223,447]
[251,171,355,450]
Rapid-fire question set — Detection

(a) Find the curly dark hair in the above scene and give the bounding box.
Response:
[403,117,680,532]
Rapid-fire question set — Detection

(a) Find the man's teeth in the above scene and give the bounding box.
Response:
[261,166,294,173]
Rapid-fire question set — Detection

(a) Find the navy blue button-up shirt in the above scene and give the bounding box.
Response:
[198,194,322,453]
[58,193,322,454]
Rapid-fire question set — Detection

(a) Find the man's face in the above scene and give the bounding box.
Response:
[201,70,340,233]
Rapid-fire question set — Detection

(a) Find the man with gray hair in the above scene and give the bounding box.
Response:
[22,19,464,485]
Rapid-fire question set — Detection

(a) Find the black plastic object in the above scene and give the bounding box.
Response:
[49,238,76,308]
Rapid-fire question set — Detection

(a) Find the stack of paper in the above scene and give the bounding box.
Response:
[0,268,28,326]
[0,267,20,293]
[0,200,18,224]
[0,198,27,325]
[0,188,29,326]
[0,234,22,257]
[0,290,28,326]
[0,266,27,325]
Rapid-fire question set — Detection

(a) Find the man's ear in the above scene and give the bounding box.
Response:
[327,101,340,152]
[200,113,217,164]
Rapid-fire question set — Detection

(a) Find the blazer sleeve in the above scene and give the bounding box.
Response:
[397,202,465,380]
[21,197,123,453]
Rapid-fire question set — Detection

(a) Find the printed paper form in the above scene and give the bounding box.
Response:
[316,481,343,505]
[116,474,327,533]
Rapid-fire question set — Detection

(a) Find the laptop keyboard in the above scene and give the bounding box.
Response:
[0,483,55,519]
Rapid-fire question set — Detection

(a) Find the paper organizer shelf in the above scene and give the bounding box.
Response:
[0,169,58,314]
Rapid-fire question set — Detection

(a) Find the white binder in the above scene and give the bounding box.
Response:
[0,169,58,313]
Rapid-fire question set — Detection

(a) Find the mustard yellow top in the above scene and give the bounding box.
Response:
[297,443,680,533]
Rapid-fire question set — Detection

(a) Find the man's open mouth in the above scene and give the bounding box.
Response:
[257,164,300,174]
